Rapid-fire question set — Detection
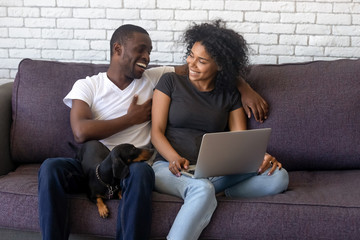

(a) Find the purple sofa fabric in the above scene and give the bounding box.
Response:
[11,59,108,163]
[0,58,359,239]
[1,165,359,239]
[247,60,360,171]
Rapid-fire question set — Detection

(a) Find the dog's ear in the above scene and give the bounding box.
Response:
[112,157,129,179]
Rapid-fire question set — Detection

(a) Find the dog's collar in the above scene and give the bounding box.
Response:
[95,164,119,199]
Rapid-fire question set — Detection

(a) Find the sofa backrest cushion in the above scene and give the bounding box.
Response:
[11,58,360,170]
[247,59,360,171]
[11,59,108,163]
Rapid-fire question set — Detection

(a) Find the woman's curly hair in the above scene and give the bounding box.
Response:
[183,19,249,93]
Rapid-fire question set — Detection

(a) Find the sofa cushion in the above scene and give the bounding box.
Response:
[247,59,360,171]
[11,58,360,170]
[11,59,108,163]
[1,165,359,239]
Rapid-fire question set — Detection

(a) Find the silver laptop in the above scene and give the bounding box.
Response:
[181,128,271,178]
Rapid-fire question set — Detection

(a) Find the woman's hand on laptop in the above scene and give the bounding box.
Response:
[169,157,190,177]
[257,153,282,176]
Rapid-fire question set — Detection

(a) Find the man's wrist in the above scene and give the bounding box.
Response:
[237,77,251,93]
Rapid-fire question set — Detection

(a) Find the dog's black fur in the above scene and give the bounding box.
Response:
[74,140,154,218]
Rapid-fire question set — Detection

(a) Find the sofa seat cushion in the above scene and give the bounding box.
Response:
[1,165,359,239]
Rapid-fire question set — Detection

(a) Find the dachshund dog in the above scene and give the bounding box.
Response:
[76,140,154,218]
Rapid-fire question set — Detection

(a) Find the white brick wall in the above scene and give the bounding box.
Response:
[1,0,360,84]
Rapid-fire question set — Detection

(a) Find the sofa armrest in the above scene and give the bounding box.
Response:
[0,82,15,176]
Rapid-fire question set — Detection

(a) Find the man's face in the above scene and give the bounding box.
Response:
[119,32,152,80]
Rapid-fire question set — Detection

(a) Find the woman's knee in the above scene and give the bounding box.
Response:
[261,168,289,195]
[272,168,289,193]
[194,180,215,194]
[188,180,217,204]
[225,168,289,198]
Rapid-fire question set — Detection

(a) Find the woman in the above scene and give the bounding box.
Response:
[151,20,289,240]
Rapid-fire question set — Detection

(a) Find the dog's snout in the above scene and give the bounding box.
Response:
[132,149,154,162]
[144,149,154,157]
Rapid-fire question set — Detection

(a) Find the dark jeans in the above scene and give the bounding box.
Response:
[38,156,155,240]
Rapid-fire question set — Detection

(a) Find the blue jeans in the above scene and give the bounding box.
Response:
[152,160,289,240]
[38,157,155,240]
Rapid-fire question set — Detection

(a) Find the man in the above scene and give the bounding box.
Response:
[38,24,268,240]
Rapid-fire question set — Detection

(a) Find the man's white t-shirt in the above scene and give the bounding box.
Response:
[63,66,174,150]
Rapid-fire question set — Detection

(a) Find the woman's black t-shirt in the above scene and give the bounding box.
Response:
[154,72,242,165]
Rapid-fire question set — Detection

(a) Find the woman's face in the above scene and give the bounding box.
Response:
[186,42,219,85]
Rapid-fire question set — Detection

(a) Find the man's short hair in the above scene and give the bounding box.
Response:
[110,24,149,56]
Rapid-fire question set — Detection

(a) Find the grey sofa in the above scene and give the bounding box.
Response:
[0,58,359,240]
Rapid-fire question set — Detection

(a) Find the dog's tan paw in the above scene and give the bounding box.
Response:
[98,206,109,218]
[118,190,122,200]
[96,198,109,218]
